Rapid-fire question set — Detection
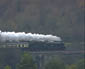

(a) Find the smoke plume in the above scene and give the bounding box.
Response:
[0,30,61,42]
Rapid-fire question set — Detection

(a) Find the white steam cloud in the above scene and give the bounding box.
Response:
[0,30,61,42]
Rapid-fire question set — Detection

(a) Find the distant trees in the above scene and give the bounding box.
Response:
[0,49,84,69]
[0,48,21,69]
[66,64,77,69]
[66,59,85,69]
[45,58,85,69]
[45,58,65,69]
[0,0,84,46]
[16,52,37,69]
[4,65,11,69]
[76,59,85,69]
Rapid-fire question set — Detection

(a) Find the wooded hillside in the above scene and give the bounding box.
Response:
[0,0,84,42]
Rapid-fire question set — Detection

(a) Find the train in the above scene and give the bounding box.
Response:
[0,31,65,51]
[0,41,65,51]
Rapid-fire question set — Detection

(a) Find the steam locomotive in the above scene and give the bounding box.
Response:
[24,41,65,51]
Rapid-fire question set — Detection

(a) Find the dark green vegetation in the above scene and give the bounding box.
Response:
[0,48,84,69]
[0,0,84,69]
[45,58,85,69]
[16,53,37,69]
[0,51,84,69]
[45,57,65,69]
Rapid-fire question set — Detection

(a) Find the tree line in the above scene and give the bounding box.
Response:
[2,52,85,69]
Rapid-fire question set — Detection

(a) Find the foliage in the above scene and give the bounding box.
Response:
[66,64,77,69]
[0,48,21,69]
[45,57,65,69]
[66,59,85,69]
[4,65,11,69]
[76,59,85,69]
[16,52,37,69]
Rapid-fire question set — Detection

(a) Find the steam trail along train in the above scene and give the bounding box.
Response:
[0,41,65,51]
[0,30,65,51]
